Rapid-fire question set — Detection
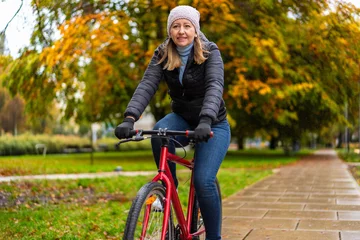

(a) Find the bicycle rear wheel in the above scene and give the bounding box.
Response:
[191,178,222,240]
[123,182,175,240]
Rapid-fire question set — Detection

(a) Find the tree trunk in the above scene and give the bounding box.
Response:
[90,126,94,165]
[269,136,278,150]
[336,132,343,148]
[236,129,245,150]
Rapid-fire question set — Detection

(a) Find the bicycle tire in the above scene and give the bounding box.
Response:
[122,182,175,240]
[190,178,222,240]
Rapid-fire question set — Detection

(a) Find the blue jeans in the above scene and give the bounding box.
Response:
[151,113,230,240]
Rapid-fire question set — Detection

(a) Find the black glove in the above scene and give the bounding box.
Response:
[115,117,135,139]
[194,117,212,142]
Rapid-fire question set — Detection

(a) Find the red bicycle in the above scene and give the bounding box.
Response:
[121,129,221,240]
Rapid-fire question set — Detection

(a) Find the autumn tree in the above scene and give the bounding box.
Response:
[2,0,239,124]
[1,0,359,152]
[218,0,360,149]
[0,56,27,135]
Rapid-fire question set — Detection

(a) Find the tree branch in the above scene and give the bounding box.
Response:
[33,0,50,47]
[0,0,24,35]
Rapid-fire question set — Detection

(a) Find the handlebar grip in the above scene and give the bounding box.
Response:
[186,131,214,138]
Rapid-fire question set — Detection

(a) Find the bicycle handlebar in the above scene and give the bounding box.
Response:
[130,129,190,137]
[130,129,213,138]
[116,129,214,145]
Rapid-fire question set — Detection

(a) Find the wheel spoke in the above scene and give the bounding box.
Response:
[123,182,174,240]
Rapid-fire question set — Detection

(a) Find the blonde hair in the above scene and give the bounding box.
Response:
[158,36,209,71]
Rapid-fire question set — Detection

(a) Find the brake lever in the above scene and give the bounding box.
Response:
[116,135,146,146]
[116,138,133,146]
[134,136,145,141]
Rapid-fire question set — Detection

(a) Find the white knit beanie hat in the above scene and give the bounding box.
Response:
[167,5,200,37]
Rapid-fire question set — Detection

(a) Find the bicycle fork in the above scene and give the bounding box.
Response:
[151,145,194,240]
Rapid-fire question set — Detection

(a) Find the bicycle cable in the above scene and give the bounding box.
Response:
[150,135,189,159]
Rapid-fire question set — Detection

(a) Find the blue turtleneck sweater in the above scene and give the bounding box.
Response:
[176,42,193,85]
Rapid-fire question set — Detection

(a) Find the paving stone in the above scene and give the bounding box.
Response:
[337,199,360,205]
[282,193,310,198]
[297,220,360,231]
[327,179,355,182]
[254,192,285,197]
[340,231,360,240]
[246,188,287,193]
[334,183,358,188]
[271,183,320,186]
[234,192,258,197]
[310,194,360,199]
[222,201,244,208]
[312,187,358,191]
[269,186,313,191]
[287,189,337,194]
[263,210,337,220]
[336,190,360,194]
[240,202,305,210]
[248,187,270,191]
[221,228,251,239]
[311,184,335,188]
[222,218,298,230]
[242,190,286,195]
[277,197,336,204]
[221,150,360,239]
[251,182,272,187]
[338,212,360,220]
[221,235,244,240]
[305,204,360,211]
[244,229,339,240]
[231,196,279,203]
[222,208,268,218]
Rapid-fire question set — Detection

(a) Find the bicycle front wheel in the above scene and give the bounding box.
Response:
[191,178,222,240]
[122,182,175,240]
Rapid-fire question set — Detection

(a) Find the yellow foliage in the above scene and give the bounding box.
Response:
[266,78,283,84]
[194,0,235,22]
[275,91,285,100]
[226,113,237,128]
[336,37,348,46]
[40,11,133,90]
[245,102,256,114]
[292,82,314,92]
[260,39,275,48]
[0,55,13,75]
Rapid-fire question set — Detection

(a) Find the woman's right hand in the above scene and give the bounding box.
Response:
[114,117,135,139]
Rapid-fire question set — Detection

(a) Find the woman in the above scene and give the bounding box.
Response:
[115,5,230,240]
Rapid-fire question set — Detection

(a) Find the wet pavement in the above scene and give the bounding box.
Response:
[222,149,360,240]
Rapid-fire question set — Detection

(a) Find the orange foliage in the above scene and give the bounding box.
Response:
[41,11,132,86]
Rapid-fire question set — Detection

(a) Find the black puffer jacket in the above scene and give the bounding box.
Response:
[124,37,227,126]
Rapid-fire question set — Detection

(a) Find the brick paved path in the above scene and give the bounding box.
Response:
[222,149,360,240]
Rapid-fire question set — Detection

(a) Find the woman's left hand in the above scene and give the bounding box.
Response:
[194,120,211,142]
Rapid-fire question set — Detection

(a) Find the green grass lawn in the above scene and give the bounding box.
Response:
[0,148,311,239]
[336,149,360,186]
[0,151,155,176]
[337,149,360,162]
[0,148,309,176]
[0,169,271,239]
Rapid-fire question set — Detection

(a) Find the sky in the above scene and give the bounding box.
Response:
[0,0,360,58]
[0,0,34,57]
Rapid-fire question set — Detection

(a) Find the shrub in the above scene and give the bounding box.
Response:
[0,133,152,156]
[95,137,152,151]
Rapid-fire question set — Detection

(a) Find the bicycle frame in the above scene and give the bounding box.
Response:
[145,138,205,240]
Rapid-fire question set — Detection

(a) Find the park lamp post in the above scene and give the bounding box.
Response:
[358,79,360,155]
[345,102,349,153]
